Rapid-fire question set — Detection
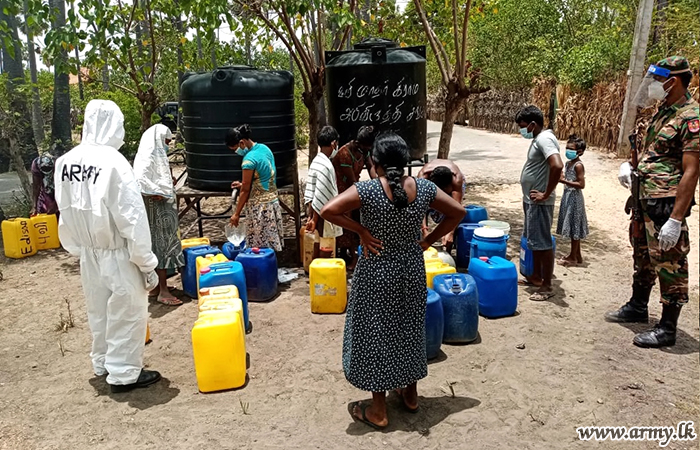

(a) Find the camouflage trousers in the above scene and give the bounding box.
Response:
[630,214,690,305]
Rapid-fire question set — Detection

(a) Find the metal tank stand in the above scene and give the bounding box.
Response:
[175,171,302,265]
[407,154,429,176]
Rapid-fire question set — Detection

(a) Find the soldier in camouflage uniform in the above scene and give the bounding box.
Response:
[606,56,699,348]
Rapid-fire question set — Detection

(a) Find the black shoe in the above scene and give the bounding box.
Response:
[110,369,162,393]
[604,302,649,323]
[633,303,682,348]
[604,284,652,323]
[633,325,676,348]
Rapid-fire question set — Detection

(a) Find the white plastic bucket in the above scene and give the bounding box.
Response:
[478,220,511,236]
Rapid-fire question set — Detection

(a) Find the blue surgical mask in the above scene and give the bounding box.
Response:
[236,147,251,157]
[519,127,533,139]
[565,150,578,160]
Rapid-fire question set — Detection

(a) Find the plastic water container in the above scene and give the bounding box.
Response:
[309,258,347,314]
[468,256,518,318]
[181,237,210,250]
[302,229,337,273]
[198,298,245,336]
[191,310,246,392]
[425,288,444,359]
[196,254,229,292]
[425,261,456,289]
[519,235,557,277]
[198,285,240,308]
[222,241,246,261]
[433,273,479,343]
[461,205,488,224]
[2,218,37,259]
[478,220,511,236]
[470,227,508,260]
[29,214,60,250]
[455,223,482,268]
[199,263,249,331]
[423,246,440,264]
[183,245,221,298]
[235,247,278,302]
[199,264,248,329]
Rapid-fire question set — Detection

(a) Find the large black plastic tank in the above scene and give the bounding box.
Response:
[180,66,295,191]
[325,39,427,160]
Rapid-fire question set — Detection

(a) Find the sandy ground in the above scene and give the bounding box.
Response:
[0,123,698,450]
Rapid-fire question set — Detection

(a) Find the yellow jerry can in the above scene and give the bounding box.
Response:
[198,285,240,308]
[181,237,210,250]
[425,261,456,289]
[192,309,246,393]
[195,253,228,293]
[2,218,37,259]
[30,214,60,250]
[309,258,347,314]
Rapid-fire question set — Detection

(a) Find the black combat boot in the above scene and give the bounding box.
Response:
[633,303,682,348]
[604,284,652,323]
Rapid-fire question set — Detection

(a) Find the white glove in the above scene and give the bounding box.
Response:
[658,218,682,251]
[143,271,159,291]
[618,162,632,189]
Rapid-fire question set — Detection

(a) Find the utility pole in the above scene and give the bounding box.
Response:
[617,0,654,158]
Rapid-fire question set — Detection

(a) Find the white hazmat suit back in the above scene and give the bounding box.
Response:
[55,99,158,385]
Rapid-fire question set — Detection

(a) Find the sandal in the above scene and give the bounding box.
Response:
[394,388,419,413]
[518,279,542,287]
[347,401,387,430]
[156,295,183,306]
[529,291,555,302]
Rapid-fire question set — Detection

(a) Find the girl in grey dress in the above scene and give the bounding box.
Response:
[557,135,589,266]
[320,133,465,430]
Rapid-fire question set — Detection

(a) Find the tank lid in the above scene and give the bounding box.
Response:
[474,228,504,239]
[353,38,398,50]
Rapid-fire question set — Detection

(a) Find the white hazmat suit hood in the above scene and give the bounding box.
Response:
[55,99,158,386]
[133,124,175,198]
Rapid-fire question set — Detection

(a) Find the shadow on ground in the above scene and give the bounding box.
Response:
[345,395,481,436]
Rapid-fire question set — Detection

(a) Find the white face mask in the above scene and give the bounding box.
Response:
[648,80,668,101]
[330,142,339,159]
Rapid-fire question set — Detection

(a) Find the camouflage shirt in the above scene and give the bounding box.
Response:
[638,92,700,199]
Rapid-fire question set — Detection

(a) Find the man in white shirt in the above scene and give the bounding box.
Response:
[515,105,563,301]
[305,126,343,258]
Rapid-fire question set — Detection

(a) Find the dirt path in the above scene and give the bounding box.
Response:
[0,125,698,450]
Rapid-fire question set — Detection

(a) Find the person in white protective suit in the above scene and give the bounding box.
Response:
[54,99,162,393]
[133,124,185,306]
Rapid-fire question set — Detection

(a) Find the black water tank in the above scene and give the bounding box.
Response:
[180,66,296,191]
[325,39,427,160]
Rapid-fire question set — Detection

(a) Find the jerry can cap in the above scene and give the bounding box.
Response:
[252,247,260,254]
[479,256,489,261]
[200,267,211,274]
[205,253,214,258]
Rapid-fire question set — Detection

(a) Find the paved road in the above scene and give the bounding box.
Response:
[0,171,22,208]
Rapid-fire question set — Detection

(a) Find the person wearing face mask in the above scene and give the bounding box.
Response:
[556,135,589,267]
[55,99,162,393]
[607,56,699,348]
[226,124,284,251]
[515,105,564,302]
[304,126,343,259]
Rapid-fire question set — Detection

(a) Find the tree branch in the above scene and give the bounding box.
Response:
[451,0,460,70]
[458,0,472,82]
[278,7,315,77]
[412,0,450,86]
[145,0,158,77]
[239,2,310,92]
[337,0,356,51]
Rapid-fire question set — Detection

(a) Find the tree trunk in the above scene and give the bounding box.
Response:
[0,8,39,168]
[23,0,46,146]
[74,46,84,100]
[437,89,464,159]
[102,62,110,91]
[303,82,324,165]
[139,90,159,133]
[6,135,32,198]
[50,0,72,156]
[652,0,668,46]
